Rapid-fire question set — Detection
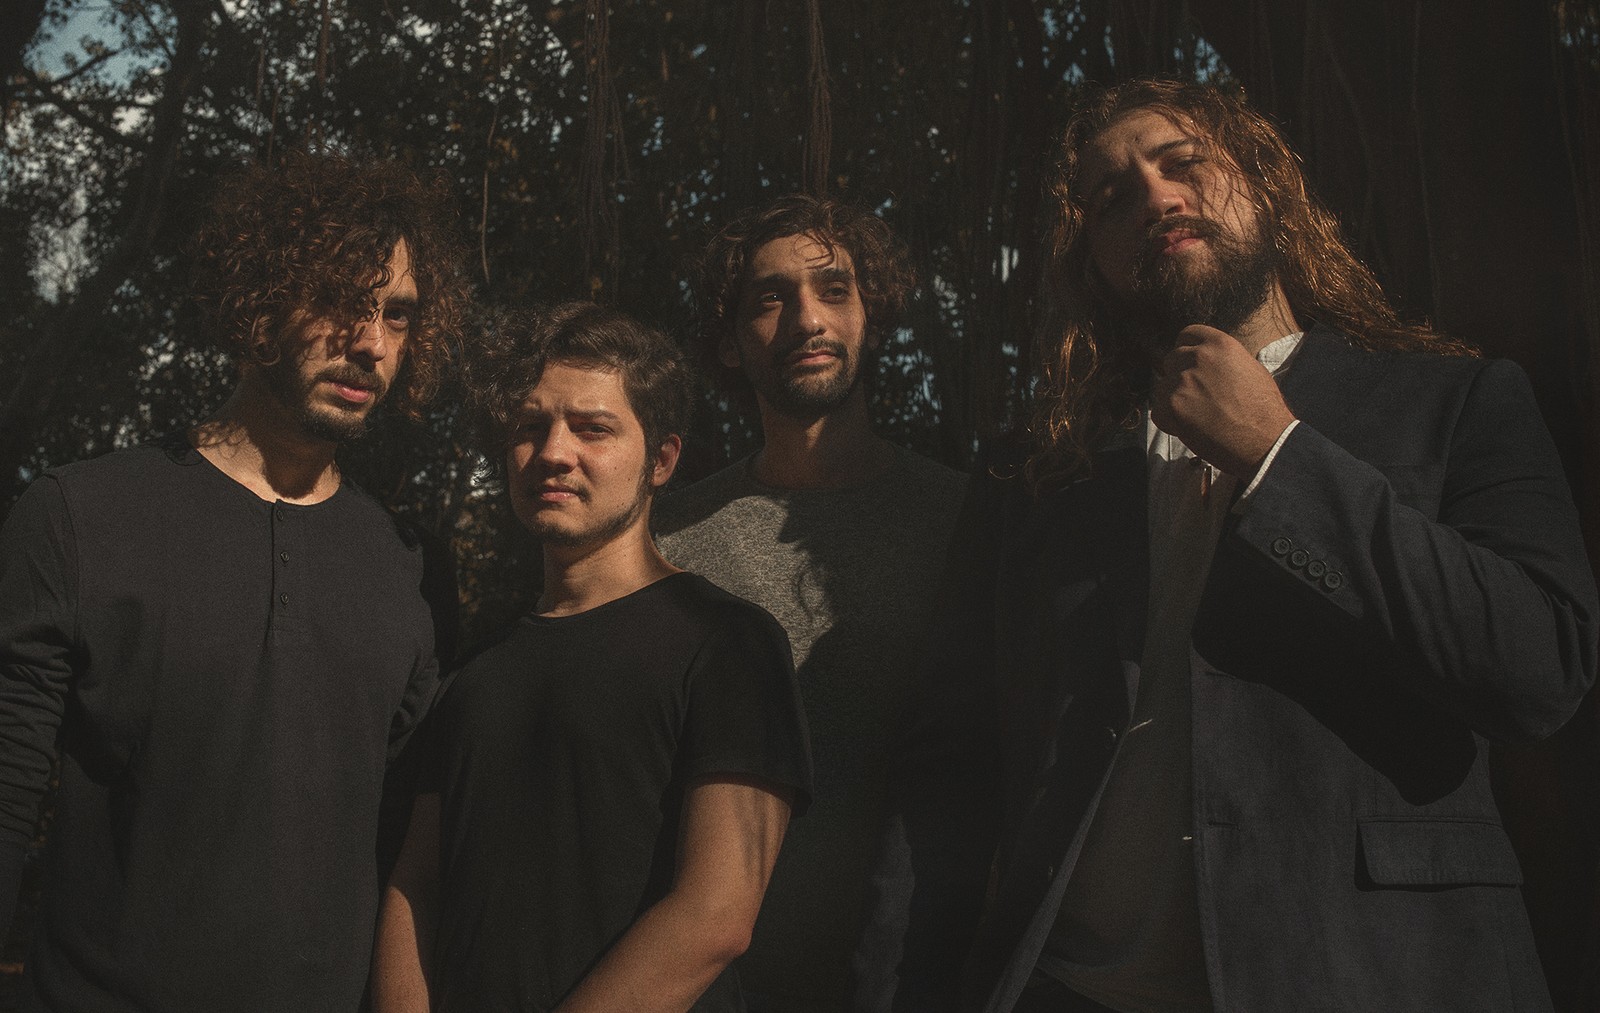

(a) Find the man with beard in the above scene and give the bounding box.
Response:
[878,79,1597,1012]
[373,302,812,1013]
[0,151,468,1011]
[653,196,965,1012]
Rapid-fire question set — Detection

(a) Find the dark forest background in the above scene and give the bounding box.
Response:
[1,0,1598,1007]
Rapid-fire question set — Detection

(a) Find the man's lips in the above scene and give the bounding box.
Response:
[329,381,375,404]
[534,484,582,503]
[319,368,383,406]
[783,340,845,370]
[1153,229,1203,256]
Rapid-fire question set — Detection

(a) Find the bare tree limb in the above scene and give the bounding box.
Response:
[19,66,151,153]
[0,0,210,475]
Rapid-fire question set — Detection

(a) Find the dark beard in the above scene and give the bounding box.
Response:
[264,356,387,444]
[763,337,865,421]
[1130,214,1279,347]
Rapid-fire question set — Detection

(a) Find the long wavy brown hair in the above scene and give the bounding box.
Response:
[1027,78,1474,489]
[190,150,471,418]
[695,193,916,407]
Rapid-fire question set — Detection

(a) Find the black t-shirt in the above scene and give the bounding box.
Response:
[423,572,813,1012]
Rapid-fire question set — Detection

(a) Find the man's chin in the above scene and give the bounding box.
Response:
[296,402,375,444]
[766,375,857,420]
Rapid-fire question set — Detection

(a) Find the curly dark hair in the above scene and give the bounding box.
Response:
[1028,77,1474,489]
[190,149,471,418]
[466,301,694,470]
[694,193,916,404]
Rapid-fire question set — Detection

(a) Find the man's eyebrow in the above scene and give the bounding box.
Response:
[812,266,855,284]
[1083,136,1200,196]
[568,408,623,422]
[744,272,789,294]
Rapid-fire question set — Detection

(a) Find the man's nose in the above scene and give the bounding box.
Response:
[1142,171,1187,222]
[791,291,826,337]
[347,313,391,363]
[536,426,577,468]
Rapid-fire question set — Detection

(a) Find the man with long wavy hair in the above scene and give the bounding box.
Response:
[0,151,468,1011]
[880,79,1596,1013]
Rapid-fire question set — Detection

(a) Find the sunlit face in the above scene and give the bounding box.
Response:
[505,361,679,550]
[1077,109,1276,338]
[266,239,417,443]
[721,233,872,421]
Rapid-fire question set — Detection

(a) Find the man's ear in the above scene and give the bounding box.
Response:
[651,434,683,489]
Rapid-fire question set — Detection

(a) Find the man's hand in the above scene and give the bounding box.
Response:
[1149,324,1297,477]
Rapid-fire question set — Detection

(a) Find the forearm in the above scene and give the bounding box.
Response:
[0,477,77,941]
[371,881,435,1013]
[559,778,790,1013]
[554,888,751,1013]
[370,793,441,1013]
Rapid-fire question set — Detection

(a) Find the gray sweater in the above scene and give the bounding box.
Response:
[654,445,965,1012]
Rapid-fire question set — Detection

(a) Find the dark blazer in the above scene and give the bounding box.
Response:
[873,328,1598,1013]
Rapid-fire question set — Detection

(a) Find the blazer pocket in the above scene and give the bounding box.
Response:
[1357,817,1523,887]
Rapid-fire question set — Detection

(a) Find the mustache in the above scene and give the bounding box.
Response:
[775,336,848,365]
[316,363,387,399]
[1134,215,1224,272]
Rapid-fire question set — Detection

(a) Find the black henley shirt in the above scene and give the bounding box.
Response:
[0,439,452,1011]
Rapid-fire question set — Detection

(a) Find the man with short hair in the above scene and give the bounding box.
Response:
[373,302,813,1013]
[885,79,1598,1012]
[0,151,469,1010]
[654,195,964,1012]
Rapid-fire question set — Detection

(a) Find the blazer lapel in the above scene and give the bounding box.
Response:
[1087,432,1149,712]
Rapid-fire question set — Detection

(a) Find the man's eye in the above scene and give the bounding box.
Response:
[1092,188,1127,215]
[823,284,852,300]
[383,305,414,329]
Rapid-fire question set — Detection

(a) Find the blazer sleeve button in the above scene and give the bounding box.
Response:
[1271,536,1293,556]
[1288,548,1310,568]
[1306,559,1327,578]
[1323,570,1345,591]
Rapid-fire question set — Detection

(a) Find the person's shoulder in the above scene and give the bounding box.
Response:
[1307,325,1491,382]
[653,456,758,537]
[331,479,434,554]
[654,571,788,640]
[886,443,967,496]
[45,437,185,482]
[38,437,202,508]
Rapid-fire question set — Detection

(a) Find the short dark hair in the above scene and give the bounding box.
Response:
[467,301,693,464]
[694,194,915,403]
[190,149,471,418]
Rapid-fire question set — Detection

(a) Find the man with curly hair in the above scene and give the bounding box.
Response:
[881,79,1597,1012]
[0,150,469,1011]
[654,195,964,1012]
[373,302,812,1013]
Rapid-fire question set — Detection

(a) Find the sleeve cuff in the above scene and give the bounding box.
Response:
[1235,419,1301,510]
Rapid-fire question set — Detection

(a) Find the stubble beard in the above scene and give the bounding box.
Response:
[760,337,865,421]
[264,355,389,444]
[527,465,654,550]
[1128,213,1280,353]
